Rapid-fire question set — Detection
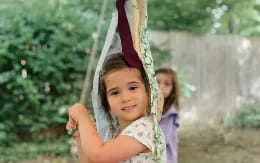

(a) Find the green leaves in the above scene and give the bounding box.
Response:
[148,0,215,33]
[177,71,197,99]
[232,102,260,128]
[0,0,106,146]
[148,0,260,36]
[0,137,70,162]
[224,101,260,128]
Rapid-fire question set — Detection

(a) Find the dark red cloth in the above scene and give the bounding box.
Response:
[116,0,142,68]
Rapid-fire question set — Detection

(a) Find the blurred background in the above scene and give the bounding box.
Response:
[0,0,259,162]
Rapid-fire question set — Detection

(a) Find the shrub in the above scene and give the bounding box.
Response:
[0,0,100,145]
[232,102,260,128]
[224,101,260,129]
[0,137,70,162]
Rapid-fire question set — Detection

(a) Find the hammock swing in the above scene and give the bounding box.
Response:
[91,0,166,162]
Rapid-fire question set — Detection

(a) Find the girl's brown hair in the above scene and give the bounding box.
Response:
[98,53,150,131]
[155,68,180,114]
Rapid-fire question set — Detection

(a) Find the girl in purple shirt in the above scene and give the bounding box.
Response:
[156,68,180,163]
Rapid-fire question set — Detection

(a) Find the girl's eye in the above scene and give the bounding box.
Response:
[165,82,171,87]
[129,86,138,90]
[110,91,119,96]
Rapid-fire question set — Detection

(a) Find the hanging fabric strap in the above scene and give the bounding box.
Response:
[116,0,142,68]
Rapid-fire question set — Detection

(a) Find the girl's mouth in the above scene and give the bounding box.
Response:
[121,105,136,111]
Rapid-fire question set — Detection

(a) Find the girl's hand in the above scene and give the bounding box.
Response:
[66,117,80,137]
[66,103,88,136]
[68,103,89,122]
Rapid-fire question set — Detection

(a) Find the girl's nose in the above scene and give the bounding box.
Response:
[158,84,163,90]
[121,90,131,102]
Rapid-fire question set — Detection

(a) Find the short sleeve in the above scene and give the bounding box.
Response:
[120,116,155,152]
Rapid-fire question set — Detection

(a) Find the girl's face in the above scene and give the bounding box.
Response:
[104,67,149,129]
[156,72,173,98]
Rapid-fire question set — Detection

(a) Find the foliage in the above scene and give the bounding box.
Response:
[148,0,260,36]
[224,101,260,128]
[151,42,171,67]
[211,0,260,36]
[148,0,216,33]
[177,71,197,100]
[0,0,106,145]
[0,137,70,162]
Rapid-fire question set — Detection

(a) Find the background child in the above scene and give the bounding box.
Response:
[66,53,159,163]
[156,68,180,163]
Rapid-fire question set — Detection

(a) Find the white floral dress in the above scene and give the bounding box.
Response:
[112,116,157,163]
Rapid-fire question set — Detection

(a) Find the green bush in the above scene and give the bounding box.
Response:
[0,0,102,145]
[0,137,70,162]
[148,0,215,32]
[232,102,260,128]
[224,101,260,128]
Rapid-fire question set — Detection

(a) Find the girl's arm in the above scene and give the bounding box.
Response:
[75,136,90,163]
[67,103,148,163]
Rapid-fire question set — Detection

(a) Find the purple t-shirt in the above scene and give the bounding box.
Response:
[159,105,179,163]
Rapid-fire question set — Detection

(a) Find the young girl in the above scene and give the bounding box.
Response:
[66,53,161,163]
[156,68,180,163]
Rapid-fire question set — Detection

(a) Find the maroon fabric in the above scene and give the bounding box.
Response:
[116,0,142,68]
